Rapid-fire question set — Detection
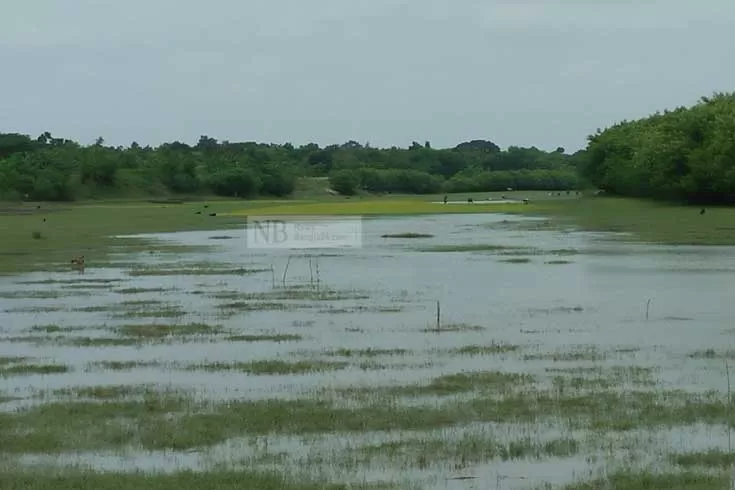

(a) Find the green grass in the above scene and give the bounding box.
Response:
[0,200,260,275]
[2,388,735,455]
[2,193,732,276]
[529,196,735,245]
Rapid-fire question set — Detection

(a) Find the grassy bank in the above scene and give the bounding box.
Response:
[2,190,734,275]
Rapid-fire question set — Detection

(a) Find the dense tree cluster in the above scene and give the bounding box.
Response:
[583,92,735,204]
[0,132,584,201]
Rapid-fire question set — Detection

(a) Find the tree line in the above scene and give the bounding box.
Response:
[0,133,585,201]
[583,91,735,204]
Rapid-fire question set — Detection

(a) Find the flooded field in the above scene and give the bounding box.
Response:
[2,212,735,489]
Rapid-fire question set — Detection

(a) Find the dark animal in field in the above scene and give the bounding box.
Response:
[443,195,448,204]
[209,212,217,217]
[195,211,202,214]
[522,199,529,204]
[467,198,473,203]
[700,208,706,215]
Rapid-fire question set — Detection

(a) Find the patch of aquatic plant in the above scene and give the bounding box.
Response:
[29,325,88,333]
[524,346,606,362]
[561,469,731,490]
[0,290,88,299]
[447,343,521,355]
[349,434,579,468]
[3,389,735,454]
[14,278,122,285]
[321,305,404,314]
[0,363,70,377]
[423,323,485,332]
[86,361,166,371]
[381,233,434,238]
[499,257,532,263]
[546,366,657,390]
[527,305,585,315]
[0,356,30,366]
[4,306,66,313]
[185,360,348,375]
[324,348,411,357]
[115,287,171,294]
[53,384,179,400]
[670,449,735,468]
[128,267,269,277]
[212,287,370,301]
[418,244,535,253]
[117,323,223,338]
[545,259,573,264]
[60,336,150,347]
[120,299,166,306]
[689,348,735,360]
[112,306,187,319]
[218,301,303,312]
[0,468,399,490]
[226,334,303,342]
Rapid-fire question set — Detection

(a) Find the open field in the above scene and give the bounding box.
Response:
[2,191,735,488]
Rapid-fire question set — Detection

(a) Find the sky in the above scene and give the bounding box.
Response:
[1,0,734,152]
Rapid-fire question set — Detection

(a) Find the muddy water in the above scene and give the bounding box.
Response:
[2,212,735,488]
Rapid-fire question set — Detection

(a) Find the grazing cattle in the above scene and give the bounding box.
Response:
[467,198,473,204]
[522,199,529,204]
[700,208,706,215]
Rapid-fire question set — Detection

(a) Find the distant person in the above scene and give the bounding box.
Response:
[443,195,448,204]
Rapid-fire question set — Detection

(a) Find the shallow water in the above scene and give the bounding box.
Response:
[2,212,735,487]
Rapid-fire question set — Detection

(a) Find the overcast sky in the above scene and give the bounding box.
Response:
[1,1,733,152]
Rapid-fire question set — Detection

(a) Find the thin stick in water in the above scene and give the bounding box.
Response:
[282,256,292,287]
[436,301,441,332]
[726,359,732,455]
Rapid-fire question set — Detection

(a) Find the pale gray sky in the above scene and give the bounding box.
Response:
[1,0,733,151]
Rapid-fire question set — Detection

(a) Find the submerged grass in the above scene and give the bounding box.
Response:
[185,360,348,375]
[671,449,735,468]
[3,388,735,454]
[351,434,579,467]
[0,469,400,490]
[128,267,268,277]
[226,333,303,342]
[0,363,70,377]
[117,323,223,338]
[563,469,731,490]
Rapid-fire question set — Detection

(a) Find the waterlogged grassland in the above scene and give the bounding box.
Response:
[2,207,735,489]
